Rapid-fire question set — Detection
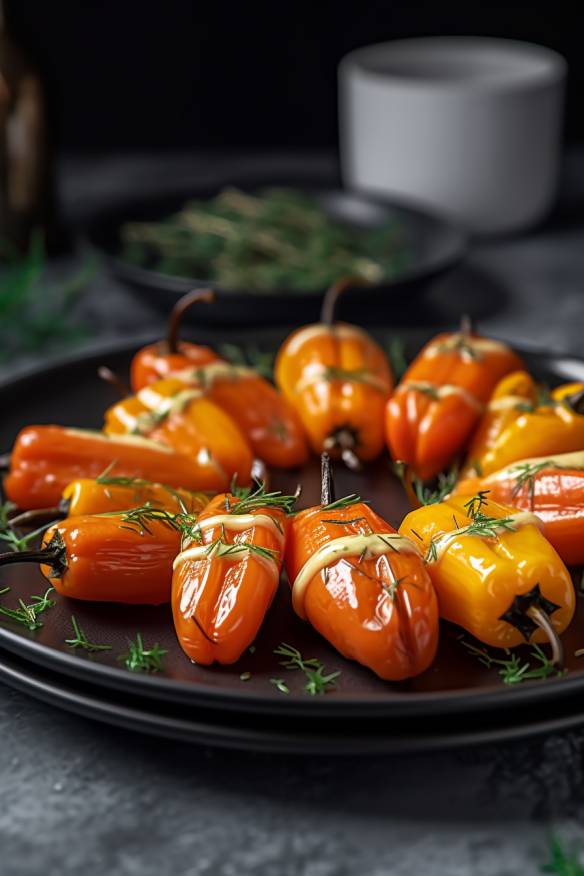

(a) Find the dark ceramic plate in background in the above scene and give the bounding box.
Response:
[0,336,583,751]
[82,180,467,326]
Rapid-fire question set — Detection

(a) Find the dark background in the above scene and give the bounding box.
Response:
[6,2,583,153]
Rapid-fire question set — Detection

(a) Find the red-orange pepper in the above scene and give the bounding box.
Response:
[284,455,438,680]
[130,290,308,469]
[3,426,219,510]
[385,324,523,480]
[0,509,181,604]
[172,486,295,664]
[130,289,221,389]
[103,377,254,490]
[454,451,584,566]
[275,279,393,467]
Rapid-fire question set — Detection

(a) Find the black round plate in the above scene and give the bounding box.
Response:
[0,334,584,749]
[82,180,466,325]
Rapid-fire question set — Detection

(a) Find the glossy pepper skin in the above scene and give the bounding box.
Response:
[285,466,438,680]
[274,281,393,466]
[399,494,575,649]
[172,491,289,665]
[385,329,523,481]
[462,380,584,478]
[130,287,221,389]
[4,426,217,511]
[460,370,538,478]
[62,478,210,518]
[103,377,254,490]
[38,513,180,604]
[154,363,309,469]
[454,451,584,566]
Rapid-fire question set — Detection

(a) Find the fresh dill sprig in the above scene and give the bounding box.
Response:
[274,643,340,695]
[65,616,112,653]
[0,500,17,529]
[0,521,57,553]
[460,638,563,685]
[203,538,280,564]
[270,678,290,694]
[320,494,366,512]
[0,587,55,631]
[462,491,517,537]
[511,460,553,505]
[542,835,584,875]
[116,502,181,536]
[409,466,458,506]
[218,343,275,381]
[118,633,167,673]
[229,480,297,515]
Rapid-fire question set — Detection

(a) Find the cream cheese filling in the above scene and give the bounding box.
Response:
[291,532,421,619]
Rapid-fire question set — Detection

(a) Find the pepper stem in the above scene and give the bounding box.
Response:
[167,288,214,354]
[97,366,130,398]
[526,604,564,669]
[8,507,64,529]
[320,276,367,326]
[395,462,422,510]
[0,549,58,567]
[0,452,11,471]
[321,453,335,506]
[460,314,473,336]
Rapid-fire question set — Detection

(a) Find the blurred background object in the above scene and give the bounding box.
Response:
[339,37,566,234]
[0,0,53,253]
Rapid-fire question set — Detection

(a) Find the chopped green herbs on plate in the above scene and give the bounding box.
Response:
[121,187,410,292]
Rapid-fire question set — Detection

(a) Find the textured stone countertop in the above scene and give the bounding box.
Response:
[1,152,584,876]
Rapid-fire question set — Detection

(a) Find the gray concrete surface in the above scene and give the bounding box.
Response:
[1,152,584,875]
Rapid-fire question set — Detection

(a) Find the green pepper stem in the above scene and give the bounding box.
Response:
[97,365,130,399]
[526,604,564,669]
[320,276,367,326]
[8,507,64,529]
[321,452,335,506]
[167,288,214,354]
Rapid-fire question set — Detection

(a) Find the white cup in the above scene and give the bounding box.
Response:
[339,37,566,234]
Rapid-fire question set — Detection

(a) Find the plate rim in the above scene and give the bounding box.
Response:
[1,339,584,719]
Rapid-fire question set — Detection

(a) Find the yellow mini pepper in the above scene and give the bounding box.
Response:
[462,376,584,478]
[399,492,575,658]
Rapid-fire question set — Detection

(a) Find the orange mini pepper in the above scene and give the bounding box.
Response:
[130,289,221,389]
[454,451,584,566]
[284,454,438,680]
[460,370,538,478]
[3,426,219,511]
[103,377,253,491]
[385,324,523,480]
[172,485,295,664]
[0,508,181,604]
[275,279,393,467]
[399,492,575,657]
[462,380,584,477]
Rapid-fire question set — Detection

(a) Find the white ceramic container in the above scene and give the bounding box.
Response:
[339,37,566,234]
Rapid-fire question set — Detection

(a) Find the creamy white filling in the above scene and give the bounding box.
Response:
[284,323,370,357]
[426,511,543,564]
[294,363,389,395]
[291,532,421,619]
[423,335,509,361]
[170,362,256,386]
[173,539,278,576]
[186,513,285,549]
[487,451,584,485]
[64,428,174,453]
[487,395,533,412]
